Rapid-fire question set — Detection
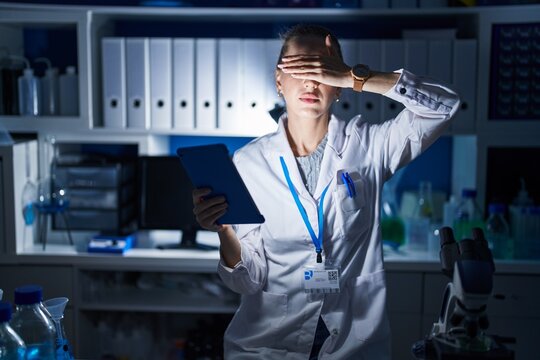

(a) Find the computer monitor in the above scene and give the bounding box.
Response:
[138,155,217,250]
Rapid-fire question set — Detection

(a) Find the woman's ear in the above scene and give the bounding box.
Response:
[276,70,283,95]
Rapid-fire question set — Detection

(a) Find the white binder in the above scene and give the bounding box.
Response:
[333,39,357,122]
[218,39,242,132]
[381,40,405,121]
[102,37,126,128]
[428,39,452,85]
[173,38,195,130]
[452,39,476,133]
[405,39,428,75]
[195,39,217,131]
[264,39,282,129]
[357,40,382,124]
[125,38,150,129]
[150,38,172,129]
[242,39,267,135]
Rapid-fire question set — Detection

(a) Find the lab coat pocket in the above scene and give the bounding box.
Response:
[227,290,288,348]
[336,177,366,213]
[348,270,390,344]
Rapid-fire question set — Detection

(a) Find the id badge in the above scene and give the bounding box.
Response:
[303,260,340,294]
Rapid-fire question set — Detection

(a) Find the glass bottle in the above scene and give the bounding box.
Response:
[11,285,56,360]
[486,203,512,260]
[406,181,433,251]
[454,188,484,241]
[0,301,26,360]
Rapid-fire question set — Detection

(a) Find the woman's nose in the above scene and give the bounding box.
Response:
[303,78,319,89]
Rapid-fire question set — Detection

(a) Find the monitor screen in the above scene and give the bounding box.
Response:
[138,156,214,250]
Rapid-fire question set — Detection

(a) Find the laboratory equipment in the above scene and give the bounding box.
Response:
[454,188,484,241]
[1,55,23,115]
[58,66,78,116]
[43,297,74,360]
[412,227,514,360]
[11,285,56,360]
[12,56,40,116]
[485,203,512,259]
[381,168,405,249]
[0,301,26,360]
[34,58,59,116]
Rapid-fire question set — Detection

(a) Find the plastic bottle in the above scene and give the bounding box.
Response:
[11,285,56,360]
[0,301,26,360]
[454,189,484,241]
[35,58,59,116]
[15,57,40,116]
[486,203,512,259]
[58,66,78,116]
[406,181,433,251]
[443,195,458,227]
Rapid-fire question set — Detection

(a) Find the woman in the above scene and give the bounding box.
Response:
[192,24,460,359]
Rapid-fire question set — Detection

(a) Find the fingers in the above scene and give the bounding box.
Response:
[192,187,229,232]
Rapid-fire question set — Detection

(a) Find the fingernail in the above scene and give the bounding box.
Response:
[277,64,283,68]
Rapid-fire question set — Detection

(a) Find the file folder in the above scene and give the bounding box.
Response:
[381,40,404,121]
[242,39,267,134]
[405,39,428,75]
[102,37,126,128]
[428,39,452,85]
[150,38,172,129]
[173,38,195,130]
[357,40,382,124]
[195,39,217,131]
[333,39,357,122]
[452,39,476,133]
[218,39,242,132]
[125,38,150,129]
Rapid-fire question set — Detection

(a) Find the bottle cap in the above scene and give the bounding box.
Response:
[461,189,477,198]
[66,66,76,75]
[0,301,13,322]
[488,203,506,214]
[23,68,34,77]
[14,285,43,305]
[45,68,58,77]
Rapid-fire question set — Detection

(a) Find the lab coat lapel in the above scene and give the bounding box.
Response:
[263,116,313,202]
[313,115,348,200]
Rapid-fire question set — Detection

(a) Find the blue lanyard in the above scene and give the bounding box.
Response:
[280,156,331,263]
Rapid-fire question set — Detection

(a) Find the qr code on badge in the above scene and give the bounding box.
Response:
[328,270,338,281]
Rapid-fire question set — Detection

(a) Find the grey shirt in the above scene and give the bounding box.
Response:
[295,133,328,196]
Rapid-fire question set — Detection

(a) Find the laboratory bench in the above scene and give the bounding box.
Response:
[1,238,539,359]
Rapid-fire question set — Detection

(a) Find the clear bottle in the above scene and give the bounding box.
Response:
[454,189,484,241]
[0,301,26,360]
[58,66,78,116]
[35,58,59,116]
[17,62,41,116]
[406,181,433,251]
[486,203,512,260]
[11,285,56,360]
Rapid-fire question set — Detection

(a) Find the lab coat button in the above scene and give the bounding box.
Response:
[399,87,406,94]
[331,329,338,336]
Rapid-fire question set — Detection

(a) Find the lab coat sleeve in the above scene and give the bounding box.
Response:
[371,69,460,180]
[217,224,268,295]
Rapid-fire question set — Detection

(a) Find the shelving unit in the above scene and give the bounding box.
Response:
[1,2,540,359]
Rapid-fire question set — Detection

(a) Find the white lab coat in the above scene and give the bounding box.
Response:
[218,69,460,359]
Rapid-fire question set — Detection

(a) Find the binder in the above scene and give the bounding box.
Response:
[333,39,357,122]
[125,38,150,129]
[264,39,283,128]
[150,38,172,129]
[428,39,452,85]
[102,37,126,128]
[173,38,195,130]
[218,39,242,132]
[452,39,476,133]
[405,39,428,75]
[195,39,217,131]
[381,40,405,121]
[242,39,267,134]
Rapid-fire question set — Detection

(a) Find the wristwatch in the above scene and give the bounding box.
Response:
[351,64,371,92]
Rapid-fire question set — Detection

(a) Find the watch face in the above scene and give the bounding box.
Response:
[352,64,370,78]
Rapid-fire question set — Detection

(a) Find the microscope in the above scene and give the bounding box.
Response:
[412,227,515,360]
